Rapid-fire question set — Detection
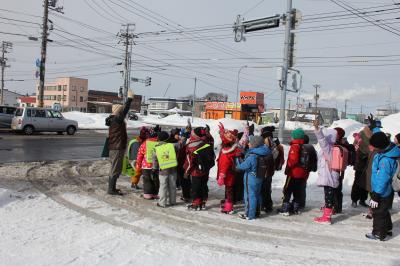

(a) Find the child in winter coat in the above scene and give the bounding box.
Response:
[136,128,160,199]
[184,127,214,210]
[366,132,400,241]
[236,136,271,220]
[152,131,179,208]
[261,126,285,213]
[129,127,149,190]
[217,122,249,214]
[313,120,340,224]
[279,128,310,216]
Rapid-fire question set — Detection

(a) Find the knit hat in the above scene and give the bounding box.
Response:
[157,131,169,142]
[249,135,264,148]
[261,131,273,139]
[261,126,275,134]
[369,132,390,150]
[112,104,123,115]
[139,126,149,140]
[221,129,237,145]
[291,128,305,140]
[334,127,345,140]
[193,127,206,138]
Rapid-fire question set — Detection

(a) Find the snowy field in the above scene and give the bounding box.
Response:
[1,156,400,266]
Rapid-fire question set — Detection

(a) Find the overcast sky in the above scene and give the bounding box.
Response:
[1,0,400,114]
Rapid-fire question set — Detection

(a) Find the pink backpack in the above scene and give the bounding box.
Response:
[331,145,349,172]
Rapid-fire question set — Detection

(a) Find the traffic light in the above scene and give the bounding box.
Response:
[118,87,123,98]
[145,77,151,86]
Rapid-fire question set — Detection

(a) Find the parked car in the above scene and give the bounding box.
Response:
[128,111,138,121]
[0,106,17,128]
[11,107,78,135]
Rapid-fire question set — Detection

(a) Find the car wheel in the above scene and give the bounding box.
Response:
[24,125,34,135]
[66,126,76,135]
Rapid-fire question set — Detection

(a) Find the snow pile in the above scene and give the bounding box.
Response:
[63,111,149,129]
[330,119,364,137]
[381,112,400,140]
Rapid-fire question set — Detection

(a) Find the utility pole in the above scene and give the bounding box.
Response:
[313,84,320,115]
[118,24,135,103]
[38,0,49,108]
[278,0,293,141]
[0,41,12,105]
[38,0,63,108]
[192,77,197,123]
[344,99,348,119]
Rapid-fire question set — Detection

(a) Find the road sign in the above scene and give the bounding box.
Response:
[35,59,41,67]
[35,70,39,78]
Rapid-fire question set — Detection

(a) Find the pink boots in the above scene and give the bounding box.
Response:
[314,207,333,224]
[221,201,234,214]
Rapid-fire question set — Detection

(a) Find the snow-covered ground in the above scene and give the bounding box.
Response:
[1,159,400,266]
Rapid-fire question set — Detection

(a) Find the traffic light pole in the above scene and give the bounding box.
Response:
[38,0,49,108]
[278,0,293,142]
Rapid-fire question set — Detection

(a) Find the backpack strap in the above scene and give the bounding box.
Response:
[194,144,210,154]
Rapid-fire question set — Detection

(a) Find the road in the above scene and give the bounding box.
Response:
[0,129,316,163]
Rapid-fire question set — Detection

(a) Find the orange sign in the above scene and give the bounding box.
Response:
[205,101,241,111]
[240,92,264,105]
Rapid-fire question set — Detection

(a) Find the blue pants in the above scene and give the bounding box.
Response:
[244,173,263,219]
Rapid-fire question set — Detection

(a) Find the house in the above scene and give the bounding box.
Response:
[87,90,142,113]
[148,97,191,115]
[36,77,88,112]
[1,89,23,107]
[18,96,36,107]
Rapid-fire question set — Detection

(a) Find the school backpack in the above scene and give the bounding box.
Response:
[331,145,349,172]
[299,144,318,172]
[194,144,215,172]
[391,159,400,192]
[155,143,178,170]
[256,154,275,179]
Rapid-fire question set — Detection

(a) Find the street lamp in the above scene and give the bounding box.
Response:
[236,65,247,104]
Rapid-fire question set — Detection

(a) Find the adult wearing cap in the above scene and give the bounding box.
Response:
[366,132,400,241]
[105,89,134,195]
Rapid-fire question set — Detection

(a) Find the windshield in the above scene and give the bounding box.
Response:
[48,110,63,118]
[15,108,24,116]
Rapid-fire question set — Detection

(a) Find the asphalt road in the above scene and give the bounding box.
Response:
[0,129,316,163]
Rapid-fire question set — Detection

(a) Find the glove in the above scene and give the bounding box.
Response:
[205,124,210,133]
[369,192,380,208]
[127,89,134,99]
[369,199,379,209]
[217,177,225,186]
[367,113,377,130]
[183,172,190,179]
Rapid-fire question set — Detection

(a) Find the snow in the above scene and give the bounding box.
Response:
[381,112,400,141]
[62,111,150,129]
[1,160,400,265]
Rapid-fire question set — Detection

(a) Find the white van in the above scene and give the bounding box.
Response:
[11,107,78,135]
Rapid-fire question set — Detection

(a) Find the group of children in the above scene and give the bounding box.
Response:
[114,115,399,242]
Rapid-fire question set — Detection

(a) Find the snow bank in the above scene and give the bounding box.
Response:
[62,111,150,129]
[381,112,400,141]
[330,119,364,139]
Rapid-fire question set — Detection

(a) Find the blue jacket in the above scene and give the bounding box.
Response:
[236,145,271,177]
[372,143,400,198]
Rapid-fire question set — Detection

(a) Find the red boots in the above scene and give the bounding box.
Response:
[314,207,333,224]
[221,201,234,214]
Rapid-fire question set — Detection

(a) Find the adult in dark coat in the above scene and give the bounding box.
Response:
[105,89,133,195]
